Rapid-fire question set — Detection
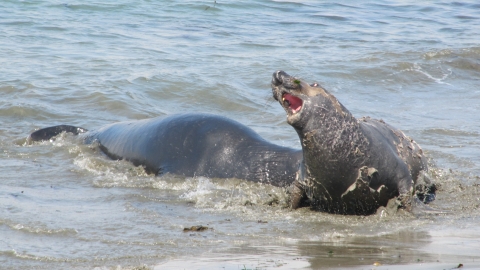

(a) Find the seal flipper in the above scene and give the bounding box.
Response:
[290,178,311,209]
[29,125,88,142]
[290,180,305,209]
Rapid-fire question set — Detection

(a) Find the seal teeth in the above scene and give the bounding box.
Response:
[282,95,290,107]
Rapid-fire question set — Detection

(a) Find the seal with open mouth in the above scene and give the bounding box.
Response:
[271,70,435,214]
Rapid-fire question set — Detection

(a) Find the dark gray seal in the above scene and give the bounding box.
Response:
[271,70,435,214]
[29,114,303,187]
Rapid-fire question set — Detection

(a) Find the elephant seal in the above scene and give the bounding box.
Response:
[271,70,435,214]
[29,114,303,187]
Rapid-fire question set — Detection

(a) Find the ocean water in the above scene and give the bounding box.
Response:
[1,0,480,269]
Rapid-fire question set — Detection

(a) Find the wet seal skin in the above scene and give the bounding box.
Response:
[271,70,436,214]
[29,113,303,189]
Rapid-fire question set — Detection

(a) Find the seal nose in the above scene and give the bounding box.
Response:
[272,70,289,86]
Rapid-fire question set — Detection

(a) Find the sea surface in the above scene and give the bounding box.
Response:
[1,1,480,269]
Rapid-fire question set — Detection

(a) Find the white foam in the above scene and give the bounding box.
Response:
[179,177,216,201]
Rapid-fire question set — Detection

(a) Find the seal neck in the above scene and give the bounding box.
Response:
[295,95,370,197]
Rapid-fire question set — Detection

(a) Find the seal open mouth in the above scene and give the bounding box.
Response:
[282,93,303,114]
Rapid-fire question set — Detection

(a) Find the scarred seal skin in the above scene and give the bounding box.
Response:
[271,70,435,214]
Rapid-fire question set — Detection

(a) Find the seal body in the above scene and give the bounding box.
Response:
[30,114,302,187]
[271,70,435,214]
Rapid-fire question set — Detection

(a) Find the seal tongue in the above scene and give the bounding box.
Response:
[283,93,303,113]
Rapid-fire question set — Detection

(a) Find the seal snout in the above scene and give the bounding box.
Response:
[271,70,301,91]
[272,70,288,86]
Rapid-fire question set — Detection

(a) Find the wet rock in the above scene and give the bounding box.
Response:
[183,225,209,232]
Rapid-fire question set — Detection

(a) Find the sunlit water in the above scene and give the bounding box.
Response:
[1,1,480,269]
